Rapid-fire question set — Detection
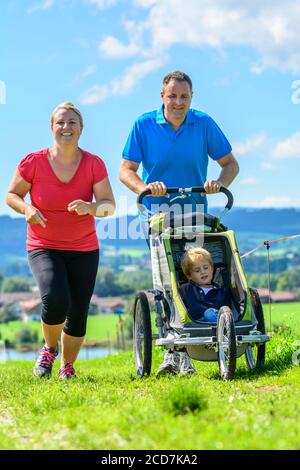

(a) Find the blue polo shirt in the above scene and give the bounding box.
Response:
[122,106,232,215]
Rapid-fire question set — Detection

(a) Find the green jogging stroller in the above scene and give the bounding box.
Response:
[133,187,270,380]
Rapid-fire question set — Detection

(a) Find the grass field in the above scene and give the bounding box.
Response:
[0,314,122,345]
[0,301,300,450]
[0,301,299,352]
[86,315,122,342]
[263,302,300,335]
[102,246,148,258]
[0,329,299,450]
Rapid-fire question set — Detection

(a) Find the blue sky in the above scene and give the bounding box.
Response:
[1,0,300,217]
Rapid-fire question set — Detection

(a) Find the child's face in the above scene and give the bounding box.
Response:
[187,256,214,286]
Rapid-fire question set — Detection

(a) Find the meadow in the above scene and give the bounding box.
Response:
[0,314,121,345]
[1,301,299,345]
[0,334,299,450]
[262,301,300,335]
[0,302,299,450]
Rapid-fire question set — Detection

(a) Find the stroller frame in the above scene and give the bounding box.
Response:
[133,187,270,380]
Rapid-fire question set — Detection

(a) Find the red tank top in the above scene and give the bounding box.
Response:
[18,148,108,251]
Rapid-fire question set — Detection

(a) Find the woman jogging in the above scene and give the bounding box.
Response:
[6,102,115,379]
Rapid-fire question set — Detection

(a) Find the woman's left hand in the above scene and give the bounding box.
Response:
[68,200,92,215]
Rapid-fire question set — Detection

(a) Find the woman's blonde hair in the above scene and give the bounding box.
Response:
[50,102,84,130]
[181,247,213,277]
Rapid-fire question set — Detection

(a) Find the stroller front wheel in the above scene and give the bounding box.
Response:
[217,306,237,380]
[246,289,266,370]
[133,291,152,377]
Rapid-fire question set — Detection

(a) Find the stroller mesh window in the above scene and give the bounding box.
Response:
[203,240,226,265]
[230,256,246,316]
[170,239,190,283]
[170,236,245,319]
[170,238,228,284]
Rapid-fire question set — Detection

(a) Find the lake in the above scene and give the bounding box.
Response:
[0,346,118,362]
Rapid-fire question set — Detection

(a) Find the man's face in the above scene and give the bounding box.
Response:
[161,79,192,125]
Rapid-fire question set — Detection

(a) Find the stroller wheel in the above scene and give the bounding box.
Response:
[246,289,266,370]
[133,291,152,377]
[217,306,237,380]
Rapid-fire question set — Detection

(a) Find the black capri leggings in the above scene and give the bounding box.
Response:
[28,248,99,337]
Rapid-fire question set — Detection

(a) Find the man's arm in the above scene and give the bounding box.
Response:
[216,152,239,187]
[119,159,167,196]
[119,159,146,194]
[204,152,239,193]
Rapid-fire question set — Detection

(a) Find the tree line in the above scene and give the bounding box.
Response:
[0,268,152,296]
[1,262,300,298]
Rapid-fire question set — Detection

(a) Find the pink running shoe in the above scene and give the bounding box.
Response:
[58,363,76,379]
[33,345,58,378]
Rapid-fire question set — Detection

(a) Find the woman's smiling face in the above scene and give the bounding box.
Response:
[51,108,82,146]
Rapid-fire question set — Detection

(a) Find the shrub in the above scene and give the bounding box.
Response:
[15,327,38,346]
[2,276,32,293]
[0,304,21,323]
[163,383,207,416]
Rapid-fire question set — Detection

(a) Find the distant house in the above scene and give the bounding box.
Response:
[256,288,298,303]
[19,298,42,322]
[0,292,41,321]
[0,292,127,320]
[0,291,40,306]
[256,288,272,303]
[270,291,299,303]
[90,295,126,314]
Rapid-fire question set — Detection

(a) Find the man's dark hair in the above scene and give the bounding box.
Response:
[162,71,193,93]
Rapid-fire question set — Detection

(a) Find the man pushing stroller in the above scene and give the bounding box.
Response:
[119,71,239,375]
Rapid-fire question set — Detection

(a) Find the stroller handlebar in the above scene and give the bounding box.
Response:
[137,186,234,216]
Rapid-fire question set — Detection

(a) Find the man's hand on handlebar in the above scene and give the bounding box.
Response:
[146,181,167,196]
[204,179,222,194]
[137,185,233,215]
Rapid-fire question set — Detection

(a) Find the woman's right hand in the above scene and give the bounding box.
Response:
[24,205,47,228]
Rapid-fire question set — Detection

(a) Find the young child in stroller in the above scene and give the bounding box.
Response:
[180,247,231,323]
[157,247,231,377]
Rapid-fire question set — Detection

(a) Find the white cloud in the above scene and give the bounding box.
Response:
[85,0,116,8]
[27,0,54,14]
[240,177,258,185]
[99,0,300,73]
[260,162,278,170]
[71,65,97,86]
[80,57,163,104]
[111,58,163,95]
[233,133,266,156]
[255,196,297,208]
[134,0,157,6]
[99,36,139,58]
[80,84,109,105]
[272,131,300,159]
[83,0,300,104]
[82,65,97,78]
[0,80,6,105]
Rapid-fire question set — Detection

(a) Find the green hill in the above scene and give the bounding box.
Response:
[1,208,300,274]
